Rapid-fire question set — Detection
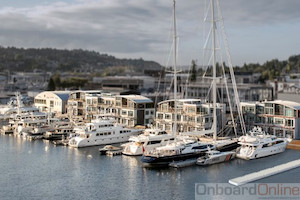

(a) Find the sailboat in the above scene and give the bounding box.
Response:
[180,0,247,152]
[141,0,215,166]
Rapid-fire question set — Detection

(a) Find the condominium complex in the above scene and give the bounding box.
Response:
[67,90,102,120]
[66,91,155,127]
[240,100,300,139]
[155,99,226,134]
[114,95,155,127]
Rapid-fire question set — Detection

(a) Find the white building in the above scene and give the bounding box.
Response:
[34,91,70,114]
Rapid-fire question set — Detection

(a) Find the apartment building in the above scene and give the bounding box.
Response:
[155,99,226,134]
[240,100,300,139]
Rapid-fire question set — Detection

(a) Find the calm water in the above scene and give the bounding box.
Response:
[0,135,300,200]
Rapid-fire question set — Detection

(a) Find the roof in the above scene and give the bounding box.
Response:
[268,100,300,110]
[35,91,70,101]
[54,92,70,101]
[158,99,202,105]
[118,95,153,103]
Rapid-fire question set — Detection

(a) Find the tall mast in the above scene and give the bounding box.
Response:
[173,0,178,136]
[211,0,217,141]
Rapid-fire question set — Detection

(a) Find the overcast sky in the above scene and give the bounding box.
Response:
[0,0,300,66]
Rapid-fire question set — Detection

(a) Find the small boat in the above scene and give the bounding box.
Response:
[99,145,122,155]
[196,150,235,166]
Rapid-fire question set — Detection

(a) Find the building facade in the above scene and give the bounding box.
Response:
[240,100,300,139]
[67,90,102,120]
[34,91,70,114]
[114,95,155,127]
[67,91,155,127]
[155,99,226,134]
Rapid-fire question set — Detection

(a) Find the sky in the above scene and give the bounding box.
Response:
[0,0,300,67]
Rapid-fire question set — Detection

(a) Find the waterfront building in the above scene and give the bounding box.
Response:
[94,76,156,93]
[34,91,70,114]
[240,100,300,139]
[67,90,102,120]
[155,99,226,134]
[182,81,273,112]
[114,95,155,127]
[98,94,116,117]
[67,91,154,127]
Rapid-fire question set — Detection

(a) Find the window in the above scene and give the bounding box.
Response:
[275,104,284,116]
[285,107,295,117]
[274,118,284,124]
[128,111,133,117]
[165,114,171,120]
[285,119,294,127]
[50,101,54,108]
[149,140,161,145]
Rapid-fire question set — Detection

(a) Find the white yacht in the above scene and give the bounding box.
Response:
[236,127,287,160]
[68,120,142,148]
[196,150,235,166]
[141,138,215,166]
[44,122,74,140]
[122,128,175,156]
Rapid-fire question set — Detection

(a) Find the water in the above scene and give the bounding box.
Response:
[1,135,300,200]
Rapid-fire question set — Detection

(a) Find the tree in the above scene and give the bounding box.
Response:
[52,74,61,89]
[47,78,55,91]
[189,60,197,82]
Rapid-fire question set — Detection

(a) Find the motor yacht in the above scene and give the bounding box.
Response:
[122,128,175,156]
[236,127,287,160]
[68,120,142,148]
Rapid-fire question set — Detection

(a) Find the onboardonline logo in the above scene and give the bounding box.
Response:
[195,183,300,200]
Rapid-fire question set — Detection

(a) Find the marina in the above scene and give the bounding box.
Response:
[0,135,300,200]
[0,0,299,199]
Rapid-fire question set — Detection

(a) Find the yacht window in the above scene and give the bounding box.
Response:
[262,144,268,148]
[149,140,161,145]
[96,133,99,136]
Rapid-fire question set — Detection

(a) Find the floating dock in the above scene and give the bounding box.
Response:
[106,150,123,156]
[287,140,300,150]
[229,159,300,186]
[169,159,197,168]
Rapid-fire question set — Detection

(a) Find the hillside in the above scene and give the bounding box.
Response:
[0,47,162,73]
[234,55,300,82]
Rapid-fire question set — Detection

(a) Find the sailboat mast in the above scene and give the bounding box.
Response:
[173,0,178,136]
[211,0,217,141]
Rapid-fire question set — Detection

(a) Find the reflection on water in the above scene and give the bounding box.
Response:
[0,135,300,200]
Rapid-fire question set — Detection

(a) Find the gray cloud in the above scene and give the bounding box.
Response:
[0,0,299,65]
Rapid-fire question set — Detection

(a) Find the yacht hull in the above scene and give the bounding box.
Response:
[141,151,207,166]
[69,134,137,148]
[236,142,287,160]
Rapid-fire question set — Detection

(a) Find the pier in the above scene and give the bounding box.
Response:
[229,159,300,186]
[287,140,300,150]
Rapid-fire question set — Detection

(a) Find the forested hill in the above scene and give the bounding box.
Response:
[234,54,300,82]
[0,47,162,72]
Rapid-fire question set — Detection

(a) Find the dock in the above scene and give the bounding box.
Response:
[229,159,300,186]
[287,140,300,150]
[106,150,123,156]
[169,159,197,168]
